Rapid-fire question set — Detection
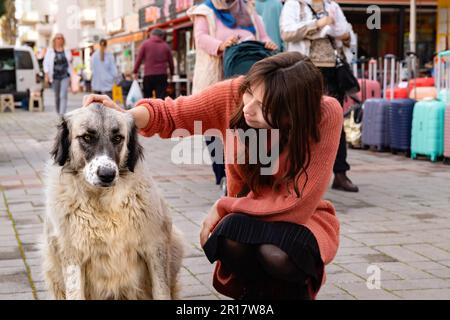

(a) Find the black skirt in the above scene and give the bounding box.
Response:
[203,213,324,290]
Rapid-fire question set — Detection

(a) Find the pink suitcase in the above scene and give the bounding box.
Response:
[343,59,381,113]
[343,79,381,112]
[444,108,450,160]
[409,87,438,100]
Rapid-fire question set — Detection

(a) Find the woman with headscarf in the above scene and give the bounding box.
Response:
[187,0,277,193]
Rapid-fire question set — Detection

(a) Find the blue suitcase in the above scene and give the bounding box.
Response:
[361,98,391,151]
[410,99,446,162]
[389,99,416,155]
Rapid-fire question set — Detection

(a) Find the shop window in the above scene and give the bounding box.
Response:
[343,6,436,71]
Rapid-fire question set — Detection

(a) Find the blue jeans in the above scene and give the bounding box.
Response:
[53,77,70,115]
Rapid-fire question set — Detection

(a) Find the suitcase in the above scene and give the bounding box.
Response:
[361,98,391,151]
[438,50,450,162]
[445,108,450,162]
[408,77,435,88]
[409,87,437,100]
[343,79,381,112]
[389,99,415,155]
[361,55,393,151]
[383,54,409,100]
[385,87,409,100]
[410,98,446,162]
[343,59,381,113]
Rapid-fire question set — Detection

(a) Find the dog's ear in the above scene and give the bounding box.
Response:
[127,125,144,172]
[50,117,71,166]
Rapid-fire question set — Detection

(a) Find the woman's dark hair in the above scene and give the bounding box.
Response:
[229,52,323,197]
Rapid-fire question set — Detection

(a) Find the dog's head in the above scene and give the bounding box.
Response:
[51,104,144,188]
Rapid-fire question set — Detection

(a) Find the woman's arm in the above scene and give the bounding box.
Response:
[254,14,272,43]
[194,16,223,56]
[326,2,350,38]
[280,1,319,43]
[131,77,243,138]
[215,96,343,224]
[43,50,51,83]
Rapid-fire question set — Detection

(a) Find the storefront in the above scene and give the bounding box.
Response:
[137,0,202,96]
[107,13,143,76]
[340,0,437,71]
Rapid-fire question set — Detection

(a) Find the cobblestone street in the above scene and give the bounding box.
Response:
[1,91,450,300]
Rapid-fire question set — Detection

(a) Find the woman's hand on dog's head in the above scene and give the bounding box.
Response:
[82,94,151,130]
[83,94,125,113]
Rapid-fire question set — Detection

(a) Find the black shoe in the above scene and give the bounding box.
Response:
[332,173,359,192]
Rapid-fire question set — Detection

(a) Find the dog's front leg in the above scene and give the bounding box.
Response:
[62,264,85,300]
[144,243,171,300]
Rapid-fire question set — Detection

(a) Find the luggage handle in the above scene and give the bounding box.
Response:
[437,50,450,94]
[359,56,369,101]
[406,51,418,99]
[368,59,377,82]
[383,54,396,99]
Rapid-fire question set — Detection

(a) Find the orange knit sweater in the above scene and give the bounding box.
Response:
[137,76,342,294]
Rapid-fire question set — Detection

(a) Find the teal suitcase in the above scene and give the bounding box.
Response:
[411,99,446,162]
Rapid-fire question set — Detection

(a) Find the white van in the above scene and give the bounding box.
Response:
[0,45,43,103]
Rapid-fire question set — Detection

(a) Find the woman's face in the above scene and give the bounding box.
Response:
[54,35,64,46]
[242,84,272,129]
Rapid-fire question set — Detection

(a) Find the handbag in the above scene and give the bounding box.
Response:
[306,3,360,95]
[343,96,363,148]
[334,51,360,95]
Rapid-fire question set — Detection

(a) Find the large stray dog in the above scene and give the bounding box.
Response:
[42,104,183,300]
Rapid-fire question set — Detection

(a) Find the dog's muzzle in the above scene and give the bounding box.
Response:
[84,155,118,187]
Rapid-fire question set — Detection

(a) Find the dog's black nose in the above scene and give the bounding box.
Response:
[97,167,116,183]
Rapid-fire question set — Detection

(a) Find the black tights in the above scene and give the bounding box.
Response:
[218,238,310,300]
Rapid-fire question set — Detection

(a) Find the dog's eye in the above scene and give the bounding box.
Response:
[82,135,93,143]
[112,136,123,144]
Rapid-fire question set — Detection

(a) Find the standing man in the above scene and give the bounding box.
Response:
[133,28,174,99]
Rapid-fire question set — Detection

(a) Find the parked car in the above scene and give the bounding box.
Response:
[0,45,44,106]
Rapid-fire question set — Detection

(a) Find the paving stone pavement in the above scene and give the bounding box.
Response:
[0,90,449,300]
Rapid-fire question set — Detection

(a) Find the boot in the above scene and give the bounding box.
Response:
[332,172,359,192]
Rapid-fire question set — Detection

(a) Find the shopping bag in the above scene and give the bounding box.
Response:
[70,73,81,94]
[125,80,143,109]
[112,83,124,106]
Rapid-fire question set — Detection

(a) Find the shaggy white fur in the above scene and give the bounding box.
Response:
[41,106,184,300]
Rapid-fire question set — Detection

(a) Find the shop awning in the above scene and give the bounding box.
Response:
[107,31,145,45]
[146,15,191,32]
